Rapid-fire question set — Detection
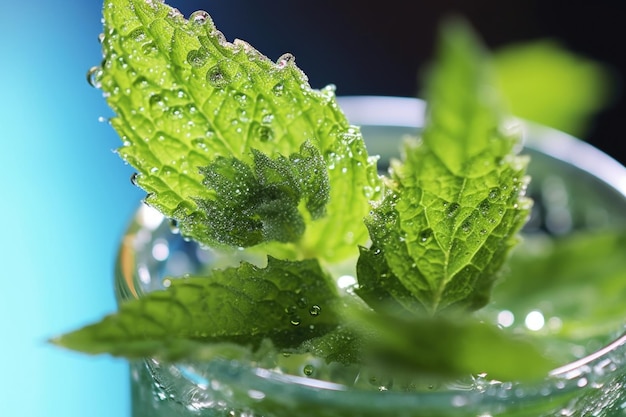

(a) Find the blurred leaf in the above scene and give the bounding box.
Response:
[492,231,626,342]
[307,308,559,382]
[494,40,615,137]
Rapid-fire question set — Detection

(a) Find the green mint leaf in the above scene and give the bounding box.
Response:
[346,309,557,382]
[195,141,329,247]
[99,0,380,261]
[494,41,614,137]
[297,306,557,382]
[52,257,340,360]
[357,20,531,315]
[491,231,626,343]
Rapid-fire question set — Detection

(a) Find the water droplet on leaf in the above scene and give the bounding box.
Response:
[132,76,151,90]
[141,41,158,56]
[206,65,230,88]
[290,316,301,326]
[169,219,180,234]
[323,83,336,93]
[276,53,295,69]
[272,83,284,96]
[86,66,103,88]
[149,94,167,116]
[128,27,146,42]
[309,305,321,316]
[256,124,274,142]
[479,199,491,216]
[419,228,433,243]
[189,10,210,25]
[446,202,460,218]
[303,365,315,376]
[187,49,209,68]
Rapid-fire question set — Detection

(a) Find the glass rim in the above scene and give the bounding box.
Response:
[117,95,626,408]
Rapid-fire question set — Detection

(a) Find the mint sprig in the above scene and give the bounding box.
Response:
[100,0,380,261]
[357,21,531,315]
[51,3,563,383]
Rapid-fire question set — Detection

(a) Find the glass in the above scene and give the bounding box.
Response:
[115,96,626,416]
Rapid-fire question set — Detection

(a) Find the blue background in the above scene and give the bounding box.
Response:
[1,1,623,416]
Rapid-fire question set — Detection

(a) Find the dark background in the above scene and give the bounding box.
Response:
[172,0,625,164]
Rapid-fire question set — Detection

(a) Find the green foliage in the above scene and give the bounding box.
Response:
[52,257,340,360]
[347,309,557,382]
[99,0,380,261]
[358,21,531,315]
[494,41,614,136]
[493,231,626,342]
[195,141,329,246]
[54,4,583,384]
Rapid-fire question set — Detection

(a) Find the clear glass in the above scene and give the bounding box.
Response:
[115,96,626,417]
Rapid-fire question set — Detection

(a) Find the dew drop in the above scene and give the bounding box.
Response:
[461,220,472,233]
[290,316,301,326]
[323,83,337,93]
[276,53,295,69]
[206,65,230,88]
[141,41,158,56]
[303,365,315,376]
[419,228,433,243]
[192,138,209,151]
[130,172,139,186]
[189,10,210,25]
[169,219,180,234]
[128,27,146,42]
[256,124,274,142]
[232,92,248,106]
[272,82,284,96]
[309,305,321,316]
[446,202,460,218]
[168,106,184,119]
[479,199,491,216]
[132,76,151,90]
[168,8,184,21]
[211,29,227,45]
[86,66,103,88]
[187,49,209,68]
[149,94,166,115]
[489,187,501,200]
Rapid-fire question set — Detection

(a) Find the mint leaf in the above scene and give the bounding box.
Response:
[99,0,380,261]
[357,20,531,315]
[494,41,614,137]
[195,141,329,246]
[345,309,557,382]
[491,231,626,342]
[52,257,340,360]
[297,307,557,382]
